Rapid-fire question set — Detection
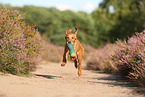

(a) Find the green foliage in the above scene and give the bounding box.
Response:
[0,6,42,75]
[92,0,145,46]
[2,0,145,48]
[13,6,96,47]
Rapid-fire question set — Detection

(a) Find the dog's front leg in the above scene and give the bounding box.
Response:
[61,44,69,67]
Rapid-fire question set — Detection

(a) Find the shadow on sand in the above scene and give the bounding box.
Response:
[88,71,145,96]
[34,74,62,79]
[0,91,6,97]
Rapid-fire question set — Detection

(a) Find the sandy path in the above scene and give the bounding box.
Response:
[0,62,144,97]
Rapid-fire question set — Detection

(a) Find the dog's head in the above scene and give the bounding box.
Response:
[65,27,78,44]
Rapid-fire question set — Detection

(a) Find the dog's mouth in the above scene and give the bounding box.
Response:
[67,40,76,44]
[71,57,76,61]
[67,41,73,44]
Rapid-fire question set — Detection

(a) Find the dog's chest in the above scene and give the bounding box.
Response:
[73,40,80,53]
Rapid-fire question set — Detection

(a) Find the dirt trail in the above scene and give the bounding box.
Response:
[0,62,144,97]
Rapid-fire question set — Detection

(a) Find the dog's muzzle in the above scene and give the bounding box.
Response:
[68,41,71,44]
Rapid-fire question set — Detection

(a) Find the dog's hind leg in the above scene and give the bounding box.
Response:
[77,48,84,76]
[78,58,82,76]
[77,54,83,76]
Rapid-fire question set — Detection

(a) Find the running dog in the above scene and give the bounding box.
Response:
[61,27,84,76]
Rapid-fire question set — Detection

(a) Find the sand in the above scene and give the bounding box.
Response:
[0,62,144,97]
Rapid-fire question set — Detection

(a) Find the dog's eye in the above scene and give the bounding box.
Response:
[65,37,69,39]
[72,37,74,39]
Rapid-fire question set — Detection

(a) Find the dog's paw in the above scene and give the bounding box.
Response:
[75,64,77,68]
[78,70,82,76]
[61,62,66,67]
[74,62,79,69]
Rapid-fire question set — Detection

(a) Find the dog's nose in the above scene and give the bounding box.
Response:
[68,41,71,44]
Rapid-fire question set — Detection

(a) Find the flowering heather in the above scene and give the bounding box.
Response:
[41,39,63,62]
[86,31,145,86]
[86,44,117,73]
[0,6,42,75]
[112,31,145,86]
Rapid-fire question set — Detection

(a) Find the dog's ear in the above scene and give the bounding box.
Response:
[74,27,78,35]
[66,29,72,34]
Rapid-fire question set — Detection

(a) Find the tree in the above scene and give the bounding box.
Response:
[91,0,145,46]
[14,6,96,46]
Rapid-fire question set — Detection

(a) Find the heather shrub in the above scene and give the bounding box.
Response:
[112,31,145,86]
[86,44,117,73]
[41,42,94,63]
[0,6,42,75]
[83,44,97,60]
[86,31,145,86]
[41,43,96,63]
[41,39,63,62]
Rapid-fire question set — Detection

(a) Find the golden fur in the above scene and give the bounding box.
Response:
[61,27,84,76]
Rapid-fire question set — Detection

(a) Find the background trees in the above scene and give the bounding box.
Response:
[2,0,145,48]
[14,6,95,46]
[92,0,145,44]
